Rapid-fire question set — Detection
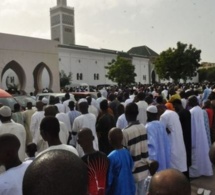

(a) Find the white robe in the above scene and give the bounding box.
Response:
[0,122,26,161]
[189,106,213,177]
[30,111,45,152]
[55,103,65,113]
[59,121,69,144]
[72,113,98,156]
[56,113,72,132]
[160,110,187,172]
[136,100,148,125]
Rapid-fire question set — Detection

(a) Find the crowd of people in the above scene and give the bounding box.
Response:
[1,82,215,195]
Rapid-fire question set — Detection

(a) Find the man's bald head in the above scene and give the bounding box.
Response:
[209,143,215,165]
[108,128,123,148]
[0,134,20,166]
[23,150,88,195]
[148,169,191,195]
[78,128,94,150]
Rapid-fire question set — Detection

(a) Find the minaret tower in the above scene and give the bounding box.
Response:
[50,0,75,45]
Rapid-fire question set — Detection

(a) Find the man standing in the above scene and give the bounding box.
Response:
[136,92,148,125]
[23,102,35,144]
[160,107,187,173]
[72,99,99,156]
[0,134,32,195]
[122,103,149,195]
[188,95,213,177]
[145,105,170,171]
[30,101,44,152]
[172,99,192,178]
[0,106,26,162]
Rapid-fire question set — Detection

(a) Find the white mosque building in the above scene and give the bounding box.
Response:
[0,0,198,93]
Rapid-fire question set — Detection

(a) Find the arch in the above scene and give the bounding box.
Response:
[151,70,156,84]
[33,62,53,93]
[1,60,26,91]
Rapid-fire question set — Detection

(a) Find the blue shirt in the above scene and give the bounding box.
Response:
[145,121,171,171]
[106,148,135,195]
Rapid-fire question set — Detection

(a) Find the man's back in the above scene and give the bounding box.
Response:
[122,123,149,182]
[136,100,148,125]
[146,121,170,171]
[0,161,31,195]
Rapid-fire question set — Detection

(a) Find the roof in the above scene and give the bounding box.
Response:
[127,45,158,58]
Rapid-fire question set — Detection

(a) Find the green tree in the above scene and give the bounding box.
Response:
[59,70,72,88]
[105,56,136,87]
[154,42,201,82]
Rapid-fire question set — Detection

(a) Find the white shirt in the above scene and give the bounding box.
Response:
[59,121,69,144]
[30,111,44,144]
[116,114,128,129]
[37,144,79,157]
[56,113,71,132]
[0,161,32,195]
[63,99,71,113]
[55,103,65,113]
[0,122,26,162]
[160,109,187,172]
[136,100,148,125]
[88,105,99,118]
[72,113,98,156]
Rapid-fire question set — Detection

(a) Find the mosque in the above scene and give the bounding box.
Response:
[0,0,185,93]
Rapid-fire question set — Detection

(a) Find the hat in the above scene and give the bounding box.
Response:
[42,97,49,105]
[147,105,158,113]
[0,106,12,117]
[78,98,87,104]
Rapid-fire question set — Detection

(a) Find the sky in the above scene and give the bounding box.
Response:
[0,0,214,62]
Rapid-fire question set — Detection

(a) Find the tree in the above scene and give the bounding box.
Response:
[154,42,201,82]
[199,67,215,82]
[105,56,136,87]
[59,70,72,88]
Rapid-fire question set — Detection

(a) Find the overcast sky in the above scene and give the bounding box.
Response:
[0,0,214,62]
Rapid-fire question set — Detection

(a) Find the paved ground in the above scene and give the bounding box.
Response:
[191,168,215,195]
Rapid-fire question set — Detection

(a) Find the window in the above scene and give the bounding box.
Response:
[143,75,146,80]
[94,73,99,80]
[77,73,83,80]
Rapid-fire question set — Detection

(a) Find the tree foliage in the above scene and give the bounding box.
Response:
[105,56,137,87]
[199,67,215,82]
[154,42,201,82]
[59,70,72,88]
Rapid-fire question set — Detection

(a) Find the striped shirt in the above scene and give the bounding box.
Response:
[122,122,149,182]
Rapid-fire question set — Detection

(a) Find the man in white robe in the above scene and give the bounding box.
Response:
[160,108,187,172]
[136,92,148,125]
[188,95,213,177]
[30,101,45,152]
[0,106,26,162]
[72,99,98,156]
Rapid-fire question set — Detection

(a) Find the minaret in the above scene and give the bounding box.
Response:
[50,0,75,45]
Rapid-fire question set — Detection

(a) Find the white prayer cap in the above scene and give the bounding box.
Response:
[42,97,49,105]
[78,98,87,104]
[147,105,158,114]
[0,106,12,117]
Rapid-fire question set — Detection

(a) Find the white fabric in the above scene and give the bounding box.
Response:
[160,110,187,172]
[161,89,168,100]
[136,101,148,125]
[0,106,11,117]
[55,103,65,113]
[30,111,45,152]
[189,106,213,177]
[181,98,187,109]
[0,161,32,195]
[146,105,157,113]
[37,144,79,157]
[23,109,35,144]
[63,99,71,113]
[124,98,133,106]
[72,113,98,156]
[0,122,26,162]
[59,121,69,144]
[88,105,99,118]
[116,114,128,129]
[56,113,71,132]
